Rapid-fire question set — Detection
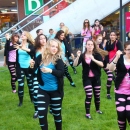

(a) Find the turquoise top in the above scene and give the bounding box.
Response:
[48,34,55,40]
[61,42,67,62]
[18,44,31,68]
[39,63,58,91]
[35,51,41,74]
[36,51,41,58]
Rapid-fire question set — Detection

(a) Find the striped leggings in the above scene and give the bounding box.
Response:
[17,68,34,103]
[104,68,114,95]
[8,62,17,90]
[33,74,39,113]
[64,64,74,83]
[84,77,101,115]
[37,88,62,130]
[115,93,130,130]
[67,57,76,72]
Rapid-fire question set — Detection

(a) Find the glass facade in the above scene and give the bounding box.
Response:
[0,0,18,34]
[100,2,130,42]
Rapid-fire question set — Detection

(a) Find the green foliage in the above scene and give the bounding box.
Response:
[0,67,125,130]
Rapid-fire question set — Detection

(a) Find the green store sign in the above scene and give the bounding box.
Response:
[24,0,43,15]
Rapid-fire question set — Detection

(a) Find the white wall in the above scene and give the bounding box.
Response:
[30,0,129,38]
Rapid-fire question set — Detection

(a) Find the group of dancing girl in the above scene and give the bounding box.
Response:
[3,19,130,130]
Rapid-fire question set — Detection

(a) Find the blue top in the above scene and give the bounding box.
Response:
[48,34,55,40]
[56,28,61,32]
[35,51,41,74]
[61,42,67,62]
[18,44,31,68]
[39,63,58,91]
[36,51,41,58]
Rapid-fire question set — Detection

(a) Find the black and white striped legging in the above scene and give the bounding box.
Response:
[33,74,39,113]
[8,62,17,91]
[17,68,34,103]
[37,88,62,130]
[64,64,74,83]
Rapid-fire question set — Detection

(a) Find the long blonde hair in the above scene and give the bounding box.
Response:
[23,31,35,45]
[41,39,62,65]
[61,26,69,36]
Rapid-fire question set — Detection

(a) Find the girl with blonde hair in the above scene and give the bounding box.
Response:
[61,26,77,74]
[30,39,64,130]
[14,31,35,106]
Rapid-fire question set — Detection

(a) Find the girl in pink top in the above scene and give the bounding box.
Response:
[81,19,93,53]
[4,33,20,93]
[93,19,103,40]
[109,41,130,130]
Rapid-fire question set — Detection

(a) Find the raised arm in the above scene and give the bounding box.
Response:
[73,50,82,66]
[109,50,122,71]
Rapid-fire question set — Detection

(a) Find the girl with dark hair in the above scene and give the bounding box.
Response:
[105,31,123,99]
[74,40,103,119]
[81,19,93,53]
[30,39,64,130]
[100,30,108,50]
[109,41,130,130]
[32,34,47,118]
[93,19,103,36]
[3,33,20,93]
[55,30,76,87]
[14,31,35,106]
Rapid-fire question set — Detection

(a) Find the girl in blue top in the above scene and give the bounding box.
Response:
[14,31,35,107]
[32,34,47,118]
[30,39,64,130]
[55,30,76,87]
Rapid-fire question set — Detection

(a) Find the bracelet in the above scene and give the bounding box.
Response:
[113,61,117,64]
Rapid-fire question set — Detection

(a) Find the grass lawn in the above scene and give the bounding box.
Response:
[0,66,127,130]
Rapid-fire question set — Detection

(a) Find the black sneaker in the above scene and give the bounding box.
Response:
[33,112,38,119]
[18,102,22,107]
[107,95,112,99]
[70,82,76,87]
[74,70,77,74]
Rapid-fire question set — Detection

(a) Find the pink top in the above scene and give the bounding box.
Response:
[115,58,130,95]
[85,57,94,77]
[8,42,16,62]
[81,27,93,43]
[94,29,101,36]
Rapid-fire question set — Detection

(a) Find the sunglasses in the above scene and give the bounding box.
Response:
[85,22,89,23]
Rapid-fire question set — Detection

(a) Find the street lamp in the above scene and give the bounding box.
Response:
[120,0,122,42]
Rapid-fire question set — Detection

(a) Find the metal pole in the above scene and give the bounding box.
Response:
[120,0,122,42]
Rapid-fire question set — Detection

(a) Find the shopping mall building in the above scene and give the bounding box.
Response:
[0,0,130,50]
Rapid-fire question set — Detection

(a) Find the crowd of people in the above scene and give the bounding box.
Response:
[3,19,130,130]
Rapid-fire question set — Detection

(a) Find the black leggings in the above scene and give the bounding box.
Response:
[83,77,101,115]
[115,93,130,130]
[104,68,113,95]
[33,74,39,112]
[67,57,76,72]
[8,62,17,90]
[37,88,62,130]
[64,64,74,83]
[17,68,33,103]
